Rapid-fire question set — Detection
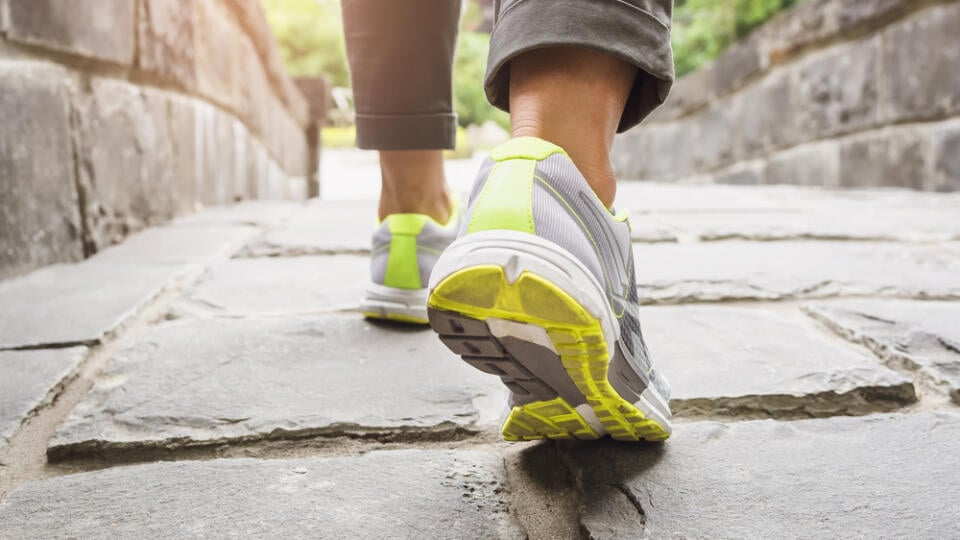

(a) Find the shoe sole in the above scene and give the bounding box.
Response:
[427,232,672,442]
[361,284,429,325]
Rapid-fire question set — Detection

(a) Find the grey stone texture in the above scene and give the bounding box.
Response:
[613,0,960,191]
[764,141,840,187]
[932,119,960,192]
[175,255,368,317]
[642,306,915,417]
[644,207,960,243]
[794,37,880,140]
[0,348,86,453]
[241,200,376,257]
[632,241,960,304]
[711,37,764,98]
[0,221,254,349]
[5,0,136,65]
[881,2,960,123]
[0,259,179,350]
[762,0,912,59]
[805,300,960,404]
[73,79,180,251]
[136,0,196,90]
[569,413,960,539]
[0,451,525,539]
[0,62,83,281]
[50,315,505,457]
[171,200,299,228]
[838,128,931,190]
[0,0,313,280]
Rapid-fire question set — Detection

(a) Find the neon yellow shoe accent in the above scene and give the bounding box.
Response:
[489,137,568,162]
[467,159,537,236]
[502,397,600,441]
[383,214,427,290]
[429,265,671,442]
[362,311,429,325]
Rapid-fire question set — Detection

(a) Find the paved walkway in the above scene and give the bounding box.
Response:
[2,167,960,538]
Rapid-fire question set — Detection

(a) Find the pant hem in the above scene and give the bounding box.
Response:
[485,0,674,132]
[354,113,459,150]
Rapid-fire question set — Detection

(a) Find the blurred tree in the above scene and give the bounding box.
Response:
[672,0,800,77]
[265,0,795,124]
[454,31,510,129]
[263,0,349,87]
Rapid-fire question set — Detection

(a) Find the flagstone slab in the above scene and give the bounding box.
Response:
[805,300,960,403]
[174,255,369,316]
[647,207,960,242]
[615,182,960,212]
[49,315,505,458]
[633,241,960,304]
[0,348,86,457]
[568,413,960,539]
[172,201,301,228]
[0,224,255,349]
[0,260,182,349]
[0,450,524,539]
[640,306,914,417]
[93,223,256,265]
[240,200,375,257]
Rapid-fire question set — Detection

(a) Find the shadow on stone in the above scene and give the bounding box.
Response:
[363,317,432,333]
[559,439,668,539]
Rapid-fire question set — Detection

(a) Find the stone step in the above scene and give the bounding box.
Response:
[172,255,368,317]
[0,348,86,457]
[239,200,376,257]
[805,299,960,404]
[0,221,257,350]
[0,450,525,539]
[49,315,506,459]
[641,305,915,417]
[633,240,960,304]
[568,413,960,538]
[636,207,960,243]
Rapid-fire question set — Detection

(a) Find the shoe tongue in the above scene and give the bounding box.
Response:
[489,137,568,162]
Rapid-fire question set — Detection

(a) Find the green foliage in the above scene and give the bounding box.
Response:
[672,0,800,77]
[263,0,349,87]
[454,32,510,130]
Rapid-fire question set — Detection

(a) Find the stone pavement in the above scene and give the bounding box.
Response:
[2,175,960,538]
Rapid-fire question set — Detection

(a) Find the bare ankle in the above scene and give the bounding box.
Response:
[509,47,634,209]
[378,150,451,223]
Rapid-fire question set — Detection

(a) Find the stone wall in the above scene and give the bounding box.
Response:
[0,0,319,281]
[613,0,960,192]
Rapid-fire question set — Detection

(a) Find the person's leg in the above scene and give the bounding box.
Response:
[508,47,636,208]
[485,0,675,207]
[427,0,676,442]
[378,150,449,224]
[341,0,462,223]
[343,0,462,324]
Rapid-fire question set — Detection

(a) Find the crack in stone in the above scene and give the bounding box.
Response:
[47,422,484,463]
[671,383,917,421]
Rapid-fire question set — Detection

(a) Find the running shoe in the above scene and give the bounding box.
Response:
[361,203,460,324]
[426,137,672,441]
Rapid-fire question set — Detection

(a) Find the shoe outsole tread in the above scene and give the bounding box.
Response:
[428,264,671,442]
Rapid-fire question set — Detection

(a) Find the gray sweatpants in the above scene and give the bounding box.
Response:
[342,0,674,150]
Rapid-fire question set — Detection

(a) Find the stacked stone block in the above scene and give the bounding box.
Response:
[614,0,960,192]
[0,0,317,280]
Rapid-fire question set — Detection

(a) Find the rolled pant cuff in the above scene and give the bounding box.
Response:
[354,113,459,150]
[485,0,675,133]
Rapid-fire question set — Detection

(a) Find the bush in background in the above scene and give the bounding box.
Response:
[454,32,510,130]
[264,0,349,87]
[672,0,801,77]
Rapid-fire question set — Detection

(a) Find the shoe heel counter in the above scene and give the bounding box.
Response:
[380,214,428,290]
[466,137,570,236]
[466,158,537,236]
